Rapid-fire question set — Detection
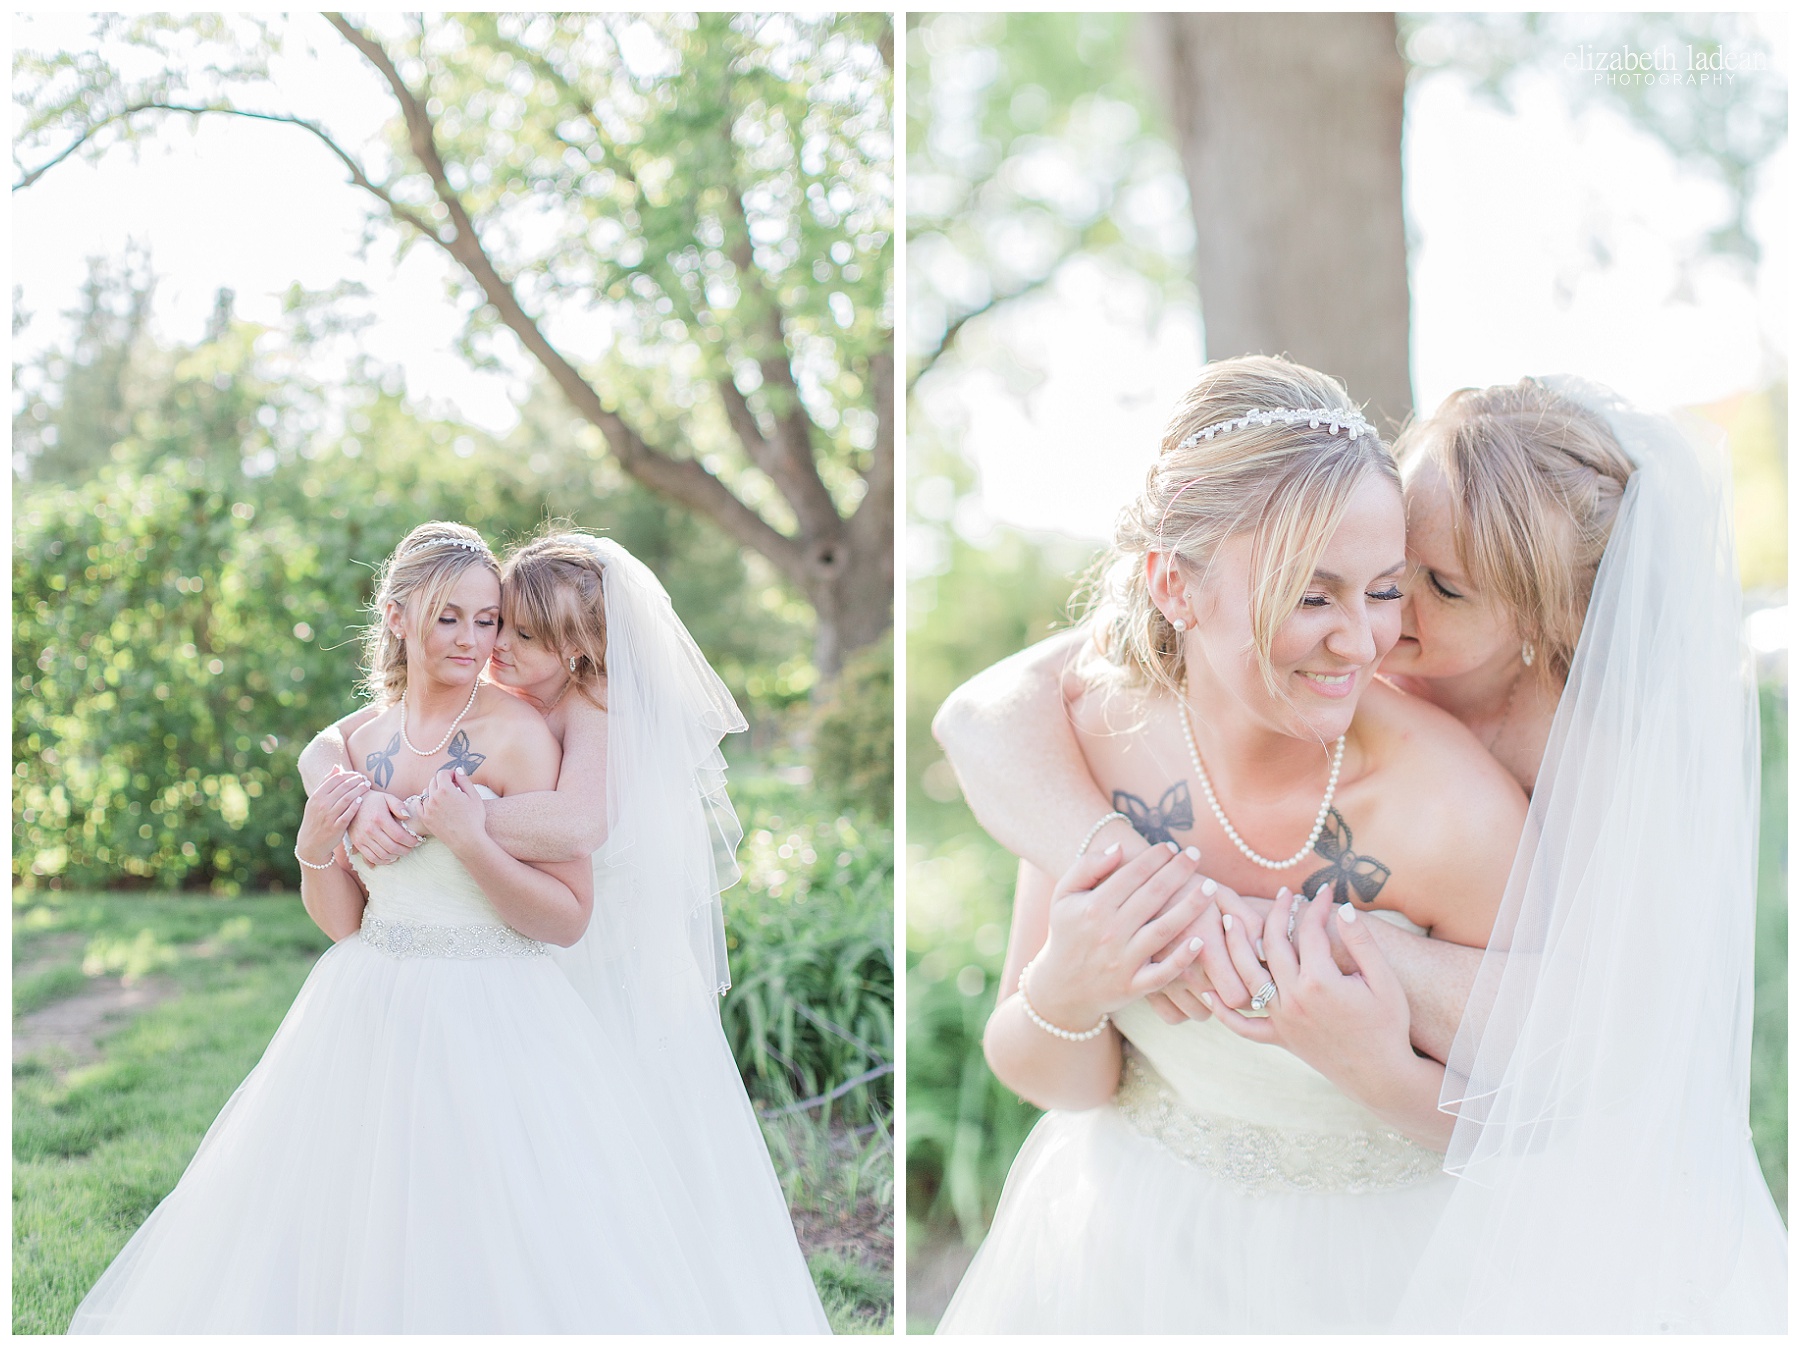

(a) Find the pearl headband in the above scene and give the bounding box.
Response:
[1159,405,1381,536]
[1176,405,1377,450]
[405,535,490,558]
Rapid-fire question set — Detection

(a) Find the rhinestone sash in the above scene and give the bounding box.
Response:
[1113,1045,1442,1196]
[358,914,547,960]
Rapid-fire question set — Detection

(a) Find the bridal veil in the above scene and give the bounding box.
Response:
[1396,379,1786,1331]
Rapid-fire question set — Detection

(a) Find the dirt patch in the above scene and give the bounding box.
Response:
[13,974,178,1070]
[12,931,87,981]
[907,1236,977,1331]
[793,1191,894,1275]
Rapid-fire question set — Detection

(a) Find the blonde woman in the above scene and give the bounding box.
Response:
[69,524,814,1334]
[935,376,1785,1330]
[306,528,828,1331]
[934,357,1528,1333]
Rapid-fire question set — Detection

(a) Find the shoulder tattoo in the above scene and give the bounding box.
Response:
[1111,781,1194,846]
[1300,807,1391,905]
[438,729,487,779]
[366,731,401,790]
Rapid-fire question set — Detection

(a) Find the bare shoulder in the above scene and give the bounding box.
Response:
[1356,679,1526,941]
[469,686,561,793]
[1064,656,1153,743]
[1358,679,1523,815]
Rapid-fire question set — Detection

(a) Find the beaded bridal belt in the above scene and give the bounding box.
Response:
[1112,1047,1442,1196]
[358,915,548,960]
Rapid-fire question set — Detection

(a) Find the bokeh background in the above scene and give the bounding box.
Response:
[905,12,1788,1330]
[12,13,893,1333]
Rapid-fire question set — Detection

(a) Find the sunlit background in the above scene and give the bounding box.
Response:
[12,14,894,1332]
[904,12,1787,1331]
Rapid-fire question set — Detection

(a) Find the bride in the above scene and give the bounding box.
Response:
[932,356,1529,1333]
[934,372,1786,1330]
[70,522,828,1333]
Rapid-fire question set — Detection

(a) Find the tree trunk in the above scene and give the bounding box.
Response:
[1146,13,1413,429]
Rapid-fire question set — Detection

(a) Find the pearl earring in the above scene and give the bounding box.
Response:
[1171,617,1187,633]
[1521,641,1535,667]
[569,657,578,673]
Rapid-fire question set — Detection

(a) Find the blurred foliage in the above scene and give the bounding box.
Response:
[725,775,894,1126]
[904,12,1193,388]
[13,264,814,892]
[809,638,894,821]
[14,12,896,666]
[1402,12,1786,270]
[1688,380,1788,593]
[904,503,1096,1244]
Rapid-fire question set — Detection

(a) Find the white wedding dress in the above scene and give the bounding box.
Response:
[69,796,829,1334]
[939,910,1457,1334]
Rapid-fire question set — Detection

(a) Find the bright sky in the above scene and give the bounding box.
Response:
[12,13,526,432]
[921,45,1791,545]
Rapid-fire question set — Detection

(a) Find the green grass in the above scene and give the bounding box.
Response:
[13,893,331,1334]
[13,791,896,1334]
[1749,682,1786,1216]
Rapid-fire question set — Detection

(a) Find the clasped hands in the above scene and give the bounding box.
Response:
[337,767,486,865]
[1035,842,1411,1078]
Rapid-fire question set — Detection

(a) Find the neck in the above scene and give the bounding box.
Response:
[1180,658,1342,799]
[1404,654,1542,729]
[404,669,477,720]
[516,674,571,715]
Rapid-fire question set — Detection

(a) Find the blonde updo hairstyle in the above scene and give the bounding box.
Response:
[500,528,609,709]
[1090,355,1401,703]
[361,521,500,706]
[1394,379,1634,686]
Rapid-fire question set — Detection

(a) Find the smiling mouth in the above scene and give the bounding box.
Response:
[1297,670,1356,687]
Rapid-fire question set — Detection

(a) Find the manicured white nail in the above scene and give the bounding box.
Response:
[1222,912,1233,931]
[1276,886,1290,902]
[1184,845,1200,861]
[1200,992,1215,1009]
[1103,842,1121,856]
[1201,878,1218,896]
[1187,937,1203,953]
[1338,903,1358,924]
[1256,938,1266,960]
[1165,840,1180,853]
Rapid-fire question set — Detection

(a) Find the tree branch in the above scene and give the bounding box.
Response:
[906,272,1058,394]
[323,13,810,586]
[16,100,437,244]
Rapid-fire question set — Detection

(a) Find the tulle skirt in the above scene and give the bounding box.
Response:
[937,1103,1457,1334]
[69,933,827,1334]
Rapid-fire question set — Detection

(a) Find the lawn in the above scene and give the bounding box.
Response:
[13,784,894,1334]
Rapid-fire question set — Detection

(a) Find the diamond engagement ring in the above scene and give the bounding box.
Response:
[1250,980,1278,1012]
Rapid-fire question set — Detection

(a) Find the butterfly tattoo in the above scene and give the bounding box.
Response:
[366,732,401,790]
[1112,781,1195,846]
[438,730,486,780]
[1300,807,1391,905]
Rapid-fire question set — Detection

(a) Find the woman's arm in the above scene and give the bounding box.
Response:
[416,770,594,946]
[476,698,609,863]
[1213,888,1455,1150]
[984,846,1208,1111]
[296,767,371,941]
[297,706,378,794]
[933,632,1147,874]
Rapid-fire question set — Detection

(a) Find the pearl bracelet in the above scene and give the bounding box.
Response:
[1017,960,1111,1042]
[294,847,337,871]
[1075,809,1129,860]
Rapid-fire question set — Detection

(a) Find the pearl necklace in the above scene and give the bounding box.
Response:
[1177,698,1345,870]
[400,680,482,756]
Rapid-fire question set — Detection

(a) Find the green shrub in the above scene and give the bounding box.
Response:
[724,774,894,1124]
[810,641,895,821]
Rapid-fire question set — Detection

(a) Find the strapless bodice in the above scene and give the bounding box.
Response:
[347,787,545,958]
[1109,908,1442,1193]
